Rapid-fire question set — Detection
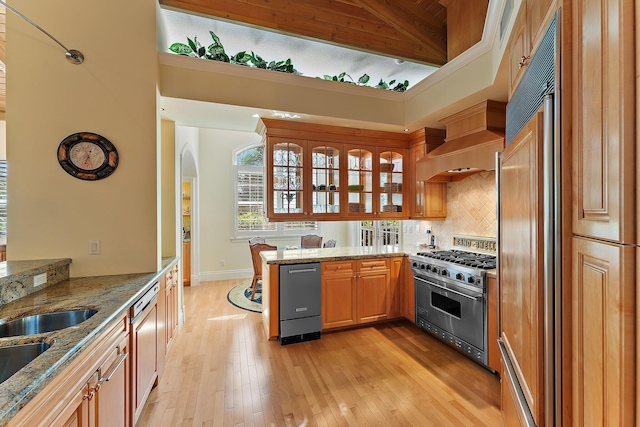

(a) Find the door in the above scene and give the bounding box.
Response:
[322,272,357,329]
[499,110,544,425]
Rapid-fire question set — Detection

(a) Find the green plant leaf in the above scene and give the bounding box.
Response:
[389,79,396,85]
[209,31,222,46]
[358,74,370,85]
[169,43,193,56]
[198,46,206,57]
[187,37,197,52]
[323,75,332,80]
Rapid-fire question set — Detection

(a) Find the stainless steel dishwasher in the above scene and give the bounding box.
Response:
[279,263,321,345]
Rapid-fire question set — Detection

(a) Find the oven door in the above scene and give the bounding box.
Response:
[414,275,485,350]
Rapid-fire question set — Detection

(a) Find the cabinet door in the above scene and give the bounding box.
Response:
[378,149,406,218]
[165,282,174,351]
[508,8,529,98]
[309,142,343,219]
[424,183,447,219]
[572,0,635,244]
[501,359,527,427]
[131,305,158,424]
[357,267,390,324]
[322,273,357,329]
[402,258,415,321]
[156,275,166,380]
[388,257,403,319]
[527,0,557,53]
[183,241,190,285]
[345,146,374,217]
[499,111,544,425]
[59,387,90,427]
[267,138,307,219]
[571,237,634,426]
[486,277,500,373]
[94,334,130,427]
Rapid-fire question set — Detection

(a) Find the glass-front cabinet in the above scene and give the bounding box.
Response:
[378,150,404,218]
[310,143,342,218]
[346,147,374,216]
[269,139,305,218]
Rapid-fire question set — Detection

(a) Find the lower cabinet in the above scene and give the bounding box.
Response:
[487,277,500,373]
[401,257,415,322]
[322,258,403,331]
[130,302,158,425]
[9,317,130,427]
[164,264,179,353]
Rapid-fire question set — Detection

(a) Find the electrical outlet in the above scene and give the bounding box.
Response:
[220,260,226,267]
[34,273,47,287]
[425,225,432,234]
[89,240,100,255]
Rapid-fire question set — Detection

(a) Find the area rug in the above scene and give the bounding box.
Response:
[227,280,262,313]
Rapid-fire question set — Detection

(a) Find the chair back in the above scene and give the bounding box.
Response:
[248,237,266,246]
[323,239,336,248]
[250,243,277,278]
[301,234,322,248]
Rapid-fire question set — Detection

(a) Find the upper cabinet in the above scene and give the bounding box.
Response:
[408,128,447,220]
[508,0,559,97]
[260,119,429,221]
[571,0,635,243]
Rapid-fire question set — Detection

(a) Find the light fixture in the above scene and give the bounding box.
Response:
[447,167,482,173]
[1,0,84,64]
[271,111,301,119]
[404,128,409,132]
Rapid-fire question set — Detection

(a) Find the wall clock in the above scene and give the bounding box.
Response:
[57,132,119,180]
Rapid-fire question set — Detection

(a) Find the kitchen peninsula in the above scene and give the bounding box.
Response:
[0,258,179,426]
[260,245,417,340]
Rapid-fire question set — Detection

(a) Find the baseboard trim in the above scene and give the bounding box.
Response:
[200,269,253,282]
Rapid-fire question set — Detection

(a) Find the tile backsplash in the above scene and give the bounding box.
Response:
[417,171,497,249]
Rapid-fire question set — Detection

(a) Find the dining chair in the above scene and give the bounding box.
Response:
[323,239,336,248]
[248,236,266,246]
[249,243,277,300]
[300,234,322,248]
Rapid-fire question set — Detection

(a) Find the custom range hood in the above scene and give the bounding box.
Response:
[416,100,506,182]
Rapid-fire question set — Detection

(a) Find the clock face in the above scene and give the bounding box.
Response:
[57,132,118,180]
[69,141,107,171]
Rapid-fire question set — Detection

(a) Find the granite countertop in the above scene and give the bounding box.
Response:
[260,245,422,265]
[0,257,178,425]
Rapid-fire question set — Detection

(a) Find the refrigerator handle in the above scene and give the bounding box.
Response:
[498,340,536,427]
[495,151,501,340]
[542,93,555,427]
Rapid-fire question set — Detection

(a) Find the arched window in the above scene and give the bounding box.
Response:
[233,144,316,237]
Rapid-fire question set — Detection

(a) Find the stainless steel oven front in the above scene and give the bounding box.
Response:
[414,275,487,365]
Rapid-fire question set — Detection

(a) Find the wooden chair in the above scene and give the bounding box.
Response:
[300,234,322,248]
[323,239,336,248]
[248,237,265,246]
[249,243,277,300]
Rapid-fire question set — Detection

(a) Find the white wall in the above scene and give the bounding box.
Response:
[7,0,158,277]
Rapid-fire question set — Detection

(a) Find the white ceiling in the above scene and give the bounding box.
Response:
[158,7,440,133]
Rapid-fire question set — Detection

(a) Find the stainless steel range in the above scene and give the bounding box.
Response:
[410,249,496,368]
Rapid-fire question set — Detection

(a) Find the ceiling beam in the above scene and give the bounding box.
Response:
[160,0,447,66]
[351,0,447,58]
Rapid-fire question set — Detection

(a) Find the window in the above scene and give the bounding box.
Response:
[359,220,400,247]
[234,145,316,237]
[0,161,6,237]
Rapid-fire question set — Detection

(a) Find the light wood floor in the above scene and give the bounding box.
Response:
[138,279,503,427]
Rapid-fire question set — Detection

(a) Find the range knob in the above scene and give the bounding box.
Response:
[419,264,426,270]
[468,276,475,285]
[455,273,465,281]
[425,265,432,272]
[412,261,418,268]
[440,269,449,277]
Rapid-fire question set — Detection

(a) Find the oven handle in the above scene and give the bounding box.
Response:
[414,276,482,301]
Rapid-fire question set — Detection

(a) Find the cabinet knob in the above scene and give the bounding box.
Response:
[518,55,530,69]
[337,265,341,269]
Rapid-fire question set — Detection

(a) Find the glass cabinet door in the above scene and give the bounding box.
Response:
[311,144,341,216]
[347,147,373,215]
[272,141,304,215]
[379,150,404,215]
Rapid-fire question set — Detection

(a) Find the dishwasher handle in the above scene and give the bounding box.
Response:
[288,268,317,274]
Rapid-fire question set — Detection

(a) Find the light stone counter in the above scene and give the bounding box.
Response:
[260,245,422,265]
[0,257,178,426]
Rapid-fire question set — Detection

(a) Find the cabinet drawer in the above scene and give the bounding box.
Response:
[322,261,355,275]
[357,259,389,271]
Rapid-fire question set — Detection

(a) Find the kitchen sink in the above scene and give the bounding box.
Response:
[0,342,51,384]
[0,309,98,338]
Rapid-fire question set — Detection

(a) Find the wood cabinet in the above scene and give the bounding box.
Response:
[156,274,167,381]
[571,238,635,425]
[260,119,414,221]
[486,276,500,373]
[130,299,158,425]
[508,0,558,97]
[499,110,544,425]
[571,0,635,244]
[321,261,357,329]
[165,264,179,353]
[8,317,130,427]
[401,257,415,322]
[321,258,399,330]
[356,259,391,323]
[408,128,447,220]
[501,358,527,427]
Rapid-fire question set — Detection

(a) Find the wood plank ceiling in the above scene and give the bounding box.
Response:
[159,0,448,67]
